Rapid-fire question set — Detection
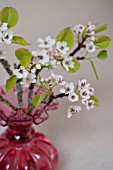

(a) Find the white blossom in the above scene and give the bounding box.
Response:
[86,42,96,53]
[37,36,55,49]
[20,73,36,87]
[82,99,95,110]
[80,88,90,99]
[13,66,29,79]
[36,63,41,69]
[51,73,66,85]
[67,105,81,118]
[68,92,78,102]
[60,82,74,94]
[73,24,85,35]
[78,79,87,90]
[86,24,96,36]
[56,41,69,54]
[3,30,13,44]
[33,49,50,65]
[0,22,8,32]
[62,56,74,71]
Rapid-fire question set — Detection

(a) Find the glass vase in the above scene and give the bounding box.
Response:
[0,86,59,170]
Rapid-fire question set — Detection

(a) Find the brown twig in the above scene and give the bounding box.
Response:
[69,38,86,56]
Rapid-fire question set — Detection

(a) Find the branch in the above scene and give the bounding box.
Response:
[0,59,12,75]
[69,38,86,56]
[0,95,17,111]
[16,81,23,108]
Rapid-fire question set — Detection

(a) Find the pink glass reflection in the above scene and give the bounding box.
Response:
[0,86,59,170]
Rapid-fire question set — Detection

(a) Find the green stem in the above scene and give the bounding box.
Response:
[0,95,17,111]
[16,81,23,108]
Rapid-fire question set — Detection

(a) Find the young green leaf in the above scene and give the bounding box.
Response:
[15,48,32,67]
[12,36,30,46]
[88,59,98,79]
[97,50,108,60]
[6,75,18,94]
[0,7,19,28]
[89,95,99,106]
[56,27,74,48]
[82,27,87,38]
[32,94,45,107]
[94,36,111,48]
[95,24,108,33]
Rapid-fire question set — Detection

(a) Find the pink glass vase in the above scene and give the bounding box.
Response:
[0,86,59,170]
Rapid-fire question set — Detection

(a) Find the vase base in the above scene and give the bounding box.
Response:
[0,129,58,170]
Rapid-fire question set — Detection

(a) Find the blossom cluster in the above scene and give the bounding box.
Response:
[60,79,95,118]
[0,22,13,44]
[73,22,96,53]
[36,72,95,118]
[31,36,74,72]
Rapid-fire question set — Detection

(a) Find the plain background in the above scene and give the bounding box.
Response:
[0,0,113,170]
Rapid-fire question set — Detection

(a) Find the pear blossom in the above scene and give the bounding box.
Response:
[37,36,55,49]
[60,82,74,94]
[80,88,90,99]
[86,42,96,53]
[68,92,78,102]
[51,73,66,85]
[20,73,36,87]
[56,41,69,54]
[0,22,8,32]
[73,24,85,35]
[33,49,50,65]
[78,79,87,91]
[3,30,13,44]
[82,99,95,110]
[13,66,29,79]
[67,105,81,118]
[62,56,74,71]
[86,24,96,36]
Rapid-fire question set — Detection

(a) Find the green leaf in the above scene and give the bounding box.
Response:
[12,36,30,46]
[62,57,80,72]
[82,27,87,38]
[32,94,45,107]
[0,7,19,28]
[89,95,99,106]
[94,36,111,48]
[6,75,18,94]
[56,27,74,48]
[15,48,32,67]
[95,24,108,33]
[89,59,98,79]
[97,50,108,60]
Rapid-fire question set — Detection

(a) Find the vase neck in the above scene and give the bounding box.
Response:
[6,122,35,142]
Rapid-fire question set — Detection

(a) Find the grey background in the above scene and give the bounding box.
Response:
[0,0,113,170]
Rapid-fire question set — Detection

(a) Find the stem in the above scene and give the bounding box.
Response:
[16,81,23,108]
[0,59,12,75]
[70,38,86,56]
[28,69,41,112]
[0,95,17,111]
[28,83,34,111]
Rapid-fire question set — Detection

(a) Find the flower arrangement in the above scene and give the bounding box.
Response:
[0,7,111,120]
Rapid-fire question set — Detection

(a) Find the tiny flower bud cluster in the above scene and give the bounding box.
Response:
[0,22,13,44]
[31,36,74,71]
